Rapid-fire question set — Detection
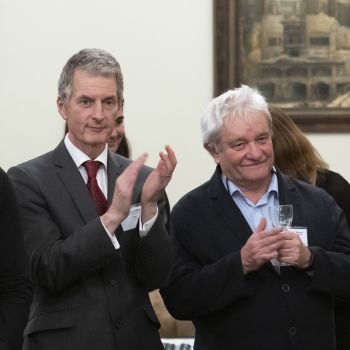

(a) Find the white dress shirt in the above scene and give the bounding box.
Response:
[64,134,157,249]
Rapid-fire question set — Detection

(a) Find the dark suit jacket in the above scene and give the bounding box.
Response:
[316,169,350,350]
[0,167,32,350]
[161,167,350,350]
[7,141,173,350]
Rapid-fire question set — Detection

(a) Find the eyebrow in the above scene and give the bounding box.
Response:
[76,94,117,100]
[103,95,117,100]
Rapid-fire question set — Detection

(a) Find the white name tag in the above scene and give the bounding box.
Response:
[289,226,308,245]
[121,204,141,231]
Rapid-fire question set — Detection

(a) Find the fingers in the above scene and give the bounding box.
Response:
[158,145,177,177]
[123,153,148,179]
[277,232,307,265]
[115,153,148,198]
[163,145,177,167]
[254,217,267,233]
[133,152,148,168]
[242,223,290,273]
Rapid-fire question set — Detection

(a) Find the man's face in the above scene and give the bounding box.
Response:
[212,111,274,192]
[58,69,119,158]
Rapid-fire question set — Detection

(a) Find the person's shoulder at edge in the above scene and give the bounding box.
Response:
[279,169,337,201]
[317,169,350,188]
[6,151,56,187]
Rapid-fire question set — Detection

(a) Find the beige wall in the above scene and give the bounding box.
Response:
[1,0,349,207]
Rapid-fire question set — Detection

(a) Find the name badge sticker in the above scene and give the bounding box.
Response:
[289,226,308,246]
[121,203,141,231]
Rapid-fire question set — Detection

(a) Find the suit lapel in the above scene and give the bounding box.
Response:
[53,140,97,223]
[106,152,125,205]
[208,168,253,245]
[276,171,302,226]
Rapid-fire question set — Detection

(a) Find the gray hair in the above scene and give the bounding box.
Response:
[58,48,124,104]
[201,85,272,149]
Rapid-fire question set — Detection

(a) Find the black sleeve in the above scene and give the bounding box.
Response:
[317,170,350,229]
[0,168,32,350]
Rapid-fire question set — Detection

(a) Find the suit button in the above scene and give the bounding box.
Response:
[282,283,290,292]
[110,279,117,286]
[289,326,297,336]
[115,321,123,329]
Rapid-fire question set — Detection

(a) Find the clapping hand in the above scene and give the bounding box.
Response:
[141,145,177,223]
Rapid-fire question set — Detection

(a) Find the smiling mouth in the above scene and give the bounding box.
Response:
[244,162,267,168]
[89,126,106,132]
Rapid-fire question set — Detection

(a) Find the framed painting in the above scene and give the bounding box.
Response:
[214,0,350,132]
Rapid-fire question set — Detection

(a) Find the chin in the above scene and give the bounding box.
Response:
[246,168,270,181]
[88,133,108,143]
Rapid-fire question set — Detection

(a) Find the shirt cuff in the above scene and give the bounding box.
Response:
[101,219,120,250]
[139,207,159,238]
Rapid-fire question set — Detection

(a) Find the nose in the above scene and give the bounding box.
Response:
[93,101,104,120]
[246,141,263,159]
[109,127,117,140]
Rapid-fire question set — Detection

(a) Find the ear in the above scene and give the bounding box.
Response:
[57,97,67,120]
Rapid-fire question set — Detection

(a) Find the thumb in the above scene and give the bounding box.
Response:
[255,217,267,233]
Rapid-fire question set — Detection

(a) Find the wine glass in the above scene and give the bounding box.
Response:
[269,204,293,266]
[269,205,293,230]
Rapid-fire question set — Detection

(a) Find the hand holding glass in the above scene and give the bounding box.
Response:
[269,205,293,266]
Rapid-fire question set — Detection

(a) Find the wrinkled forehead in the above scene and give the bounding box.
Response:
[223,108,270,128]
[70,69,118,95]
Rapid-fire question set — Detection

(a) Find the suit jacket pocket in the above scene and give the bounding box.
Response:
[24,310,76,336]
[143,305,161,329]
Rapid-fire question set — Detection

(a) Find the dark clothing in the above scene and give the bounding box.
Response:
[7,141,173,350]
[317,169,350,350]
[316,169,350,227]
[161,167,350,350]
[0,167,32,350]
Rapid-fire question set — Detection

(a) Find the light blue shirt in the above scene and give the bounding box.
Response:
[223,169,279,232]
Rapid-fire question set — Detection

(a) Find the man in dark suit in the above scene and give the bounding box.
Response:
[0,168,32,350]
[7,48,176,350]
[160,85,350,350]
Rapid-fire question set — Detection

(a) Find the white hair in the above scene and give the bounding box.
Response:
[201,85,271,148]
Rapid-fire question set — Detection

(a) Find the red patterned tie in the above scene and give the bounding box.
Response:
[83,161,108,215]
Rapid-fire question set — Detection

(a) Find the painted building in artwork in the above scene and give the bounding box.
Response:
[241,0,350,107]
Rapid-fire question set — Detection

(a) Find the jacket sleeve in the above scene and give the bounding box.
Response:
[160,199,255,320]
[7,165,117,294]
[0,168,32,350]
[306,192,350,297]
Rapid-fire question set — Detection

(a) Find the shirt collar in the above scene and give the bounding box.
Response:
[64,134,108,168]
[223,166,279,198]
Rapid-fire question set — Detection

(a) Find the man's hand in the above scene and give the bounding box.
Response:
[101,153,148,233]
[277,230,312,268]
[140,145,177,223]
[241,218,284,274]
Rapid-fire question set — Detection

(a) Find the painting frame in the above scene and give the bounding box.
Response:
[214,0,350,133]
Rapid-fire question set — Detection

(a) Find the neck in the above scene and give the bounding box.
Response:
[66,134,106,160]
[237,178,271,205]
[241,188,267,204]
[85,145,105,160]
